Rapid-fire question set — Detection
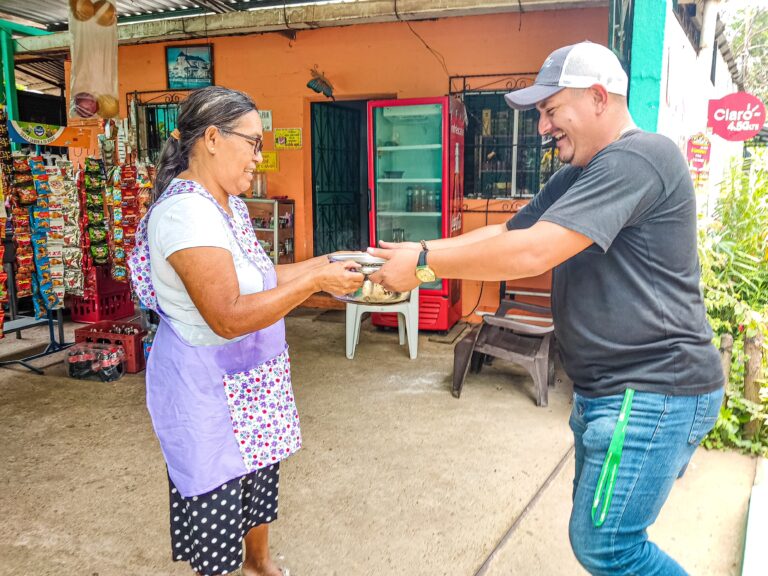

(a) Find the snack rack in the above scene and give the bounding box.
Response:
[243,198,295,265]
[0,109,72,373]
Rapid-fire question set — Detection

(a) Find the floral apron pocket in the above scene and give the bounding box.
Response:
[222,350,302,472]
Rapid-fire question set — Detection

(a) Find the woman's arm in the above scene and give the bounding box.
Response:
[168,247,363,339]
[275,254,328,285]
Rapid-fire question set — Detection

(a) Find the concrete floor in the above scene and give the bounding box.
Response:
[0,310,757,576]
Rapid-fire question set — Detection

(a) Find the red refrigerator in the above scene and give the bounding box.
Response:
[367,96,466,331]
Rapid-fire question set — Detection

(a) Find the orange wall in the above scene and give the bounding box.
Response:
[461,198,553,321]
[115,8,606,312]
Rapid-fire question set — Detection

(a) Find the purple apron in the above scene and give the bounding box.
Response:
[128,179,301,497]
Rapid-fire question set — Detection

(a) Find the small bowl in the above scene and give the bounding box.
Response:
[383,170,404,179]
[329,252,410,305]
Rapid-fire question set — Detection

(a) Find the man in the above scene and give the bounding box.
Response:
[369,42,724,575]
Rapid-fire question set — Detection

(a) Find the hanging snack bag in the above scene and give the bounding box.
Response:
[85,173,103,190]
[111,264,127,282]
[0,273,8,302]
[85,157,102,174]
[86,191,104,208]
[28,156,46,174]
[90,243,109,264]
[87,208,105,225]
[112,245,125,263]
[12,157,31,173]
[63,246,83,269]
[88,226,108,244]
[16,185,37,205]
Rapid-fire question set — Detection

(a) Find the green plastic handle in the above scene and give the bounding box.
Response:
[592,388,634,527]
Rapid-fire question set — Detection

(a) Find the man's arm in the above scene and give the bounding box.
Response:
[378,222,508,251]
[369,221,592,291]
[430,221,592,280]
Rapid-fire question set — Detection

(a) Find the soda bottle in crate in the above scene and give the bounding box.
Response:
[66,343,126,382]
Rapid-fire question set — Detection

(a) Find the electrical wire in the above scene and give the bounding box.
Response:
[283,1,296,32]
[461,197,491,320]
[393,0,450,78]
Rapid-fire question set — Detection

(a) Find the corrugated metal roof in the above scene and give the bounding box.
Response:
[0,0,321,31]
[16,58,66,89]
[0,0,321,91]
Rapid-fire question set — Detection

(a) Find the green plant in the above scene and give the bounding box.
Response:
[699,151,768,456]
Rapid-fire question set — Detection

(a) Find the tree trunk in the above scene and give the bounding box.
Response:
[744,332,764,440]
[720,333,733,402]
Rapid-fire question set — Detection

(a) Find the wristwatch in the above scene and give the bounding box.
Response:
[415,248,437,283]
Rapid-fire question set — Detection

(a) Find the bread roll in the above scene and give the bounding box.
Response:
[93,0,117,26]
[97,94,119,118]
[70,0,95,22]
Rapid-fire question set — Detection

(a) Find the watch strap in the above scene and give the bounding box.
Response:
[420,239,428,252]
[417,249,428,267]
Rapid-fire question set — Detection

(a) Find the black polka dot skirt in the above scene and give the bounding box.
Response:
[169,464,279,576]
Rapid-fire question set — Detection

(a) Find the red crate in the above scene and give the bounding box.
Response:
[74,321,146,373]
[93,265,129,295]
[70,288,135,324]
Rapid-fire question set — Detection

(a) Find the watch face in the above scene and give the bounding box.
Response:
[416,267,436,282]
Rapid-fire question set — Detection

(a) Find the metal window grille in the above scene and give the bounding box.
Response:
[450,75,561,199]
[127,91,187,164]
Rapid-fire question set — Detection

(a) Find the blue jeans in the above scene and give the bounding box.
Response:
[568,387,724,575]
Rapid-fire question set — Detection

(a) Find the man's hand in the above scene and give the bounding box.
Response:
[367,247,421,292]
[377,240,421,251]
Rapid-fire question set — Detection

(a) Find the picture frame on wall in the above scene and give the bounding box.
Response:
[165,44,214,90]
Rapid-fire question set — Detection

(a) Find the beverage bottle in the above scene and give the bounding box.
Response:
[406,187,413,212]
[142,329,155,361]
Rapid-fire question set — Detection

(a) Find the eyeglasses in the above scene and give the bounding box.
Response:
[221,128,264,155]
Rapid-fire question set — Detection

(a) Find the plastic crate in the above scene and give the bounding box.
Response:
[92,265,129,295]
[74,321,146,373]
[70,288,135,324]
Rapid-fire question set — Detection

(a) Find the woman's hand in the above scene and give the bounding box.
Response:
[313,261,364,296]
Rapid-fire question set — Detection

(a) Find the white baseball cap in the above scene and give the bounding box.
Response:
[505,42,628,111]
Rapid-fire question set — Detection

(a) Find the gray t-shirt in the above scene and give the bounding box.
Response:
[507,130,723,398]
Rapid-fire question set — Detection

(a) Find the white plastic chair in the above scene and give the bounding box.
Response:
[345,286,419,360]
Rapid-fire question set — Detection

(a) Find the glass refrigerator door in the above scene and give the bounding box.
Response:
[373,103,443,290]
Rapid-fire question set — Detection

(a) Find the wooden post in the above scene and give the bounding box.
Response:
[744,331,764,439]
[720,333,733,401]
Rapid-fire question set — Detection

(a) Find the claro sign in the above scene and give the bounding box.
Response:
[707,92,765,141]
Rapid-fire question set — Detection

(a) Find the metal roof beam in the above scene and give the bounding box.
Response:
[0,18,51,36]
[196,0,238,13]
[13,0,606,54]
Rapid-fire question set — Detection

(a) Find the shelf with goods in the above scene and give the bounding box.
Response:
[472,134,515,198]
[376,144,442,151]
[371,100,445,290]
[243,198,295,265]
[368,96,465,331]
[0,129,78,363]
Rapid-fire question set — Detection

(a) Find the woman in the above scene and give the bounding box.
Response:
[128,86,363,576]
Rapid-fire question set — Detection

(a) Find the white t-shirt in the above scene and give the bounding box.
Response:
[147,183,264,346]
